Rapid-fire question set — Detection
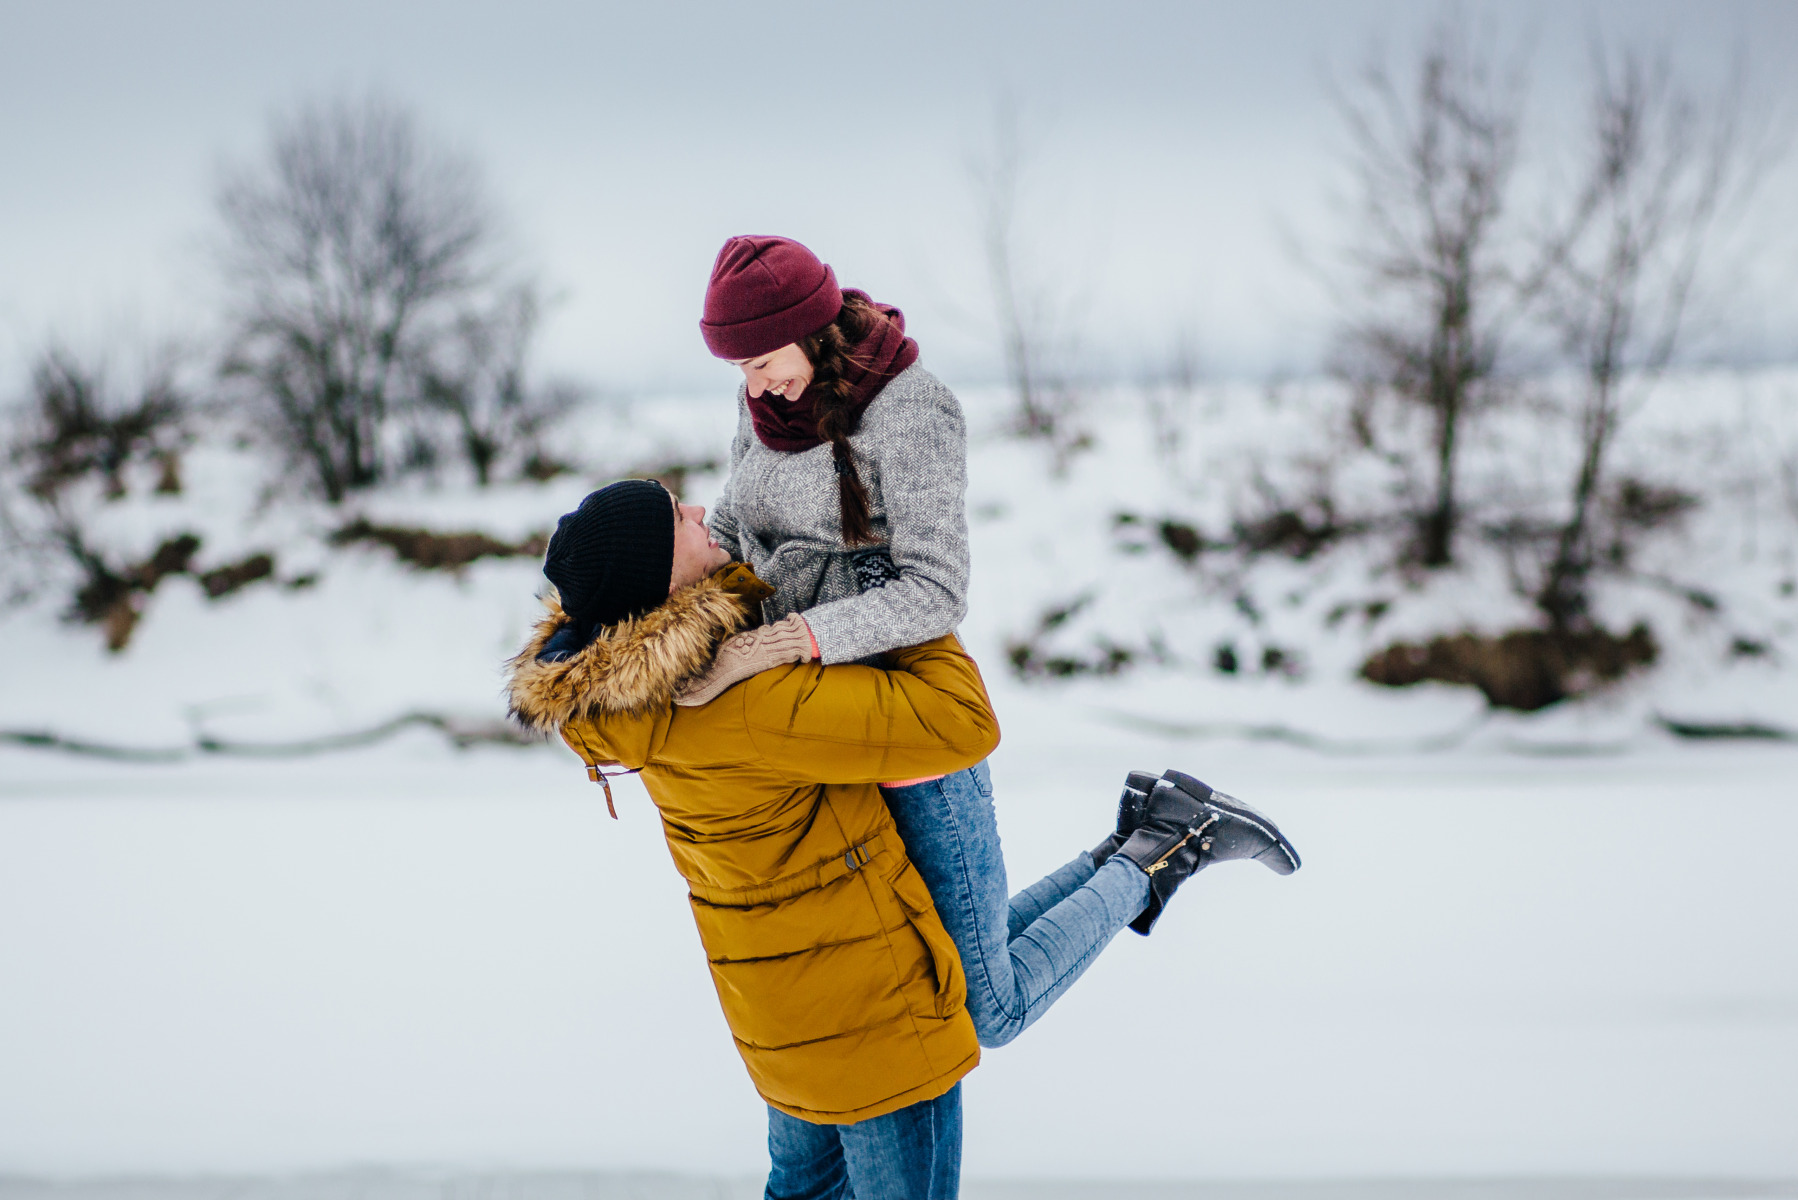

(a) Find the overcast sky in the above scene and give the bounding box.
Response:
[2,0,1794,396]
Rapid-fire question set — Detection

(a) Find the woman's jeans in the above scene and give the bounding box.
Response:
[881,761,1150,1047]
[765,1084,960,1200]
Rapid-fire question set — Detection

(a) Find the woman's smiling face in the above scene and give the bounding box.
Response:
[732,342,814,403]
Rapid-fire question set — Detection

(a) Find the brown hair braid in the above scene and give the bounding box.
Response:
[799,295,887,546]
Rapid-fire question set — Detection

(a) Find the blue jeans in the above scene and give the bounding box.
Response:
[881,761,1150,1048]
[765,1083,961,1199]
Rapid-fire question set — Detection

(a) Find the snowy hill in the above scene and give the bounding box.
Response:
[5,370,1794,756]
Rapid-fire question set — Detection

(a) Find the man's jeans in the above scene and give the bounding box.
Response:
[881,761,1150,1047]
[765,1084,961,1200]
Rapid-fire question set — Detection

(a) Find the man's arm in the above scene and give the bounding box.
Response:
[734,635,999,784]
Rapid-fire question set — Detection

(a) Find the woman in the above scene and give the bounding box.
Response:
[685,237,1302,1150]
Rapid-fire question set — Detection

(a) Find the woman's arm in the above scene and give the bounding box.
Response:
[803,377,970,664]
[705,391,754,564]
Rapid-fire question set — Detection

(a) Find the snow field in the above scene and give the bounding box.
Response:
[3,723,1794,1177]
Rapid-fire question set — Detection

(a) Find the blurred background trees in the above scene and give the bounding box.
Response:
[215,95,572,501]
[0,12,1790,689]
[1,95,585,649]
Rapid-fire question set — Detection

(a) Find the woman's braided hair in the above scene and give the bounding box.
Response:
[799,294,888,546]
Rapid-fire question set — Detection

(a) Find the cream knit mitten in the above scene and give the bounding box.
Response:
[674,613,816,706]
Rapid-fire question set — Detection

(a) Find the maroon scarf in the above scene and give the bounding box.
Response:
[746,289,919,452]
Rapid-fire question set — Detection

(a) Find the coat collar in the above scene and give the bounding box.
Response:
[506,564,773,733]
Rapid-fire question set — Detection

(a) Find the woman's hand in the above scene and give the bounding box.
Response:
[674,613,817,707]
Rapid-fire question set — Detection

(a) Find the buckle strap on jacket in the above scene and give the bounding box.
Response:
[687,832,889,909]
[585,762,641,819]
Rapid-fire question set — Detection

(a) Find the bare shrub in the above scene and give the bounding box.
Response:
[1,344,201,645]
[416,286,584,486]
[10,347,187,502]
[1113,461,1369,568]
[1004,595,1136,679]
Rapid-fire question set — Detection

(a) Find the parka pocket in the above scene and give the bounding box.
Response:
[888,861,966,1020]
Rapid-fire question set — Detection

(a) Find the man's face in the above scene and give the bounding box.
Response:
[669,497,730,591]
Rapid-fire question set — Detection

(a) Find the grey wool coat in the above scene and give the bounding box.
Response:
[707,364,970,665]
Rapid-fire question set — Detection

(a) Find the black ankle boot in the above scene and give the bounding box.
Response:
[1091,770,1158,866]
[1115,771,1302,935]
[1158,770,1300,875]
[1112,780,1216,935]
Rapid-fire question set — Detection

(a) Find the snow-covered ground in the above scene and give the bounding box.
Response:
[2,376,1796,1187]
[4,718,1796,1183]
[2,1176,1796,1200]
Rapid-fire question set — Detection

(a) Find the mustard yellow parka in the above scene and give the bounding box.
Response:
[505,566,999,1124]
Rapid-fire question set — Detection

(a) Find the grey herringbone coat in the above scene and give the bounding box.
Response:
[707,364,969,664]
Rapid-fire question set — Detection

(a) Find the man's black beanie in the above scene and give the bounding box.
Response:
[543,479,674,636]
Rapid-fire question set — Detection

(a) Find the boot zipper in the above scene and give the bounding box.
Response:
[1145,814,1218,875]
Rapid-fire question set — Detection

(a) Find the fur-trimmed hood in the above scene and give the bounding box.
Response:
[505,564,773,733]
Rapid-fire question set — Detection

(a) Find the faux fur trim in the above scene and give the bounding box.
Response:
[505,573,758,732]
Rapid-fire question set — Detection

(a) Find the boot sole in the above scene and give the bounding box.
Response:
[1159,770,1302,874]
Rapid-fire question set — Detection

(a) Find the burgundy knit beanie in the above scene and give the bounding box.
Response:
[700,235,845,360]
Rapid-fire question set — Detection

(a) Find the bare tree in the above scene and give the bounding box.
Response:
[216,94,507,502]
[970,101,1087,457]
[1529,44,1766,630]
[1330,16,1524,567]
[416,286,582,486]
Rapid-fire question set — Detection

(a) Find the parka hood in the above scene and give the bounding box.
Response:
[505,564,772,733]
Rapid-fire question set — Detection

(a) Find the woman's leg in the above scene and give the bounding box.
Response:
[764,1105,850,1200]
[1006,851,1096,937]
[882,763,1150,1048]
[836,1083,962,1200]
